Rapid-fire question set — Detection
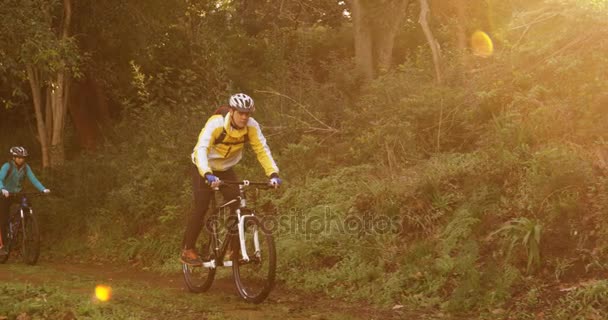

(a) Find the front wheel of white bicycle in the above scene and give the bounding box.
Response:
[232,216,276,304]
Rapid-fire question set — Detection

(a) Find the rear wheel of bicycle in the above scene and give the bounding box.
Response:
[182,263,216,293]
[233,216,276,304]
[182,233,216,293]
[21,212,40,265]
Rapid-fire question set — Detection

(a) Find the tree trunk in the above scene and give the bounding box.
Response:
[69,78,102,151]
[419,0,442,84]
[455,0,467,52]
[351,0,410,80]
[26,65,50,168]
[91,77,111,125]
[373,0,410,74]
[28,0,73,167]
[455,0,469,76]
[351,0,374,80]
[47,0,72,166]
[45,88,52,143]
[49,72,69,166]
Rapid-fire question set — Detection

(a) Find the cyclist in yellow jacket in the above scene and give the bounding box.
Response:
[181,93,281,265]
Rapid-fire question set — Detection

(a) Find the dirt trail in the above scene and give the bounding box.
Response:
[0,258,411,320]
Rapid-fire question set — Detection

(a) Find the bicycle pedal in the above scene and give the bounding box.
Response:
[223,260,232,267]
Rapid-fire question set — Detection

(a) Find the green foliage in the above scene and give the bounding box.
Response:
[0,0,84,111]
[547,280,608,320]
[491,218,543,273]
[2,0,608,317]
[520,146,592,214]
[440,208,480,255]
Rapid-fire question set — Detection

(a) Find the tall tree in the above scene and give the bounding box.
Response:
[0,0,80,167]
[349,0,411,80]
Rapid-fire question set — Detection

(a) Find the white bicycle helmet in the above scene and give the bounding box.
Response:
[229,93,255,112]
[9,146,28,157]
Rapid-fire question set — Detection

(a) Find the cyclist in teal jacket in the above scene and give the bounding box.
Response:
[0,146,50,255]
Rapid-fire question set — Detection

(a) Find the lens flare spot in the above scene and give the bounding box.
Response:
[471,30,494,57]
[95,284,112,302]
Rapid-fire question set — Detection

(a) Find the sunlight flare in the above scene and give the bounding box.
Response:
[95,284,112,302]
[471,30,494,57]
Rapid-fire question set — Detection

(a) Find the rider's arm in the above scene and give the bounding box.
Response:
[25,165,46,192]
[0,163,9,190]
[192,115,224,177]
[247,118,279,177]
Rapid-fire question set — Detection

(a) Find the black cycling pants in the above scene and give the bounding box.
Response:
[181,165,239,250]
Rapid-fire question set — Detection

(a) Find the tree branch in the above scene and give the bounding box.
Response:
[256,89,339,133]
[419,0,442,84]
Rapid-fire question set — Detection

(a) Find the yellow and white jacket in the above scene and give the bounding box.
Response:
[191,113,279,177]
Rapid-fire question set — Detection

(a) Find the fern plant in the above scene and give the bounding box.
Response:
[491,217,543,273]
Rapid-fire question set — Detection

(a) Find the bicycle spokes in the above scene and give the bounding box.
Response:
[21,213,40,265]
[233,216,276,304]
[182,262,216,293]
[182,231,216,293]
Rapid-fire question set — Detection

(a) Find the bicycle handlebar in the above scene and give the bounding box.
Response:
[6,192,48,198]
[220,180,274,187]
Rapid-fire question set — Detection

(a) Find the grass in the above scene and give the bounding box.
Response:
[0,262,385,320]
[0,273,223,319]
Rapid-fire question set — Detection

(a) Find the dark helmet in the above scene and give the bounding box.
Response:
[229,93,255,112]
[9,146,28,157]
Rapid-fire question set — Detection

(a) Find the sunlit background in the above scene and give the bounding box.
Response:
[0,0,607,318]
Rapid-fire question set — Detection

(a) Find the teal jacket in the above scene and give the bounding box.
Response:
[0,161,46,193]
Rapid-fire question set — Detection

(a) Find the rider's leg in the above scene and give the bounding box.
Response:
[0,197,11,251]
[214,169,240,259]
[215,169,240,221]
[181,165,213,264]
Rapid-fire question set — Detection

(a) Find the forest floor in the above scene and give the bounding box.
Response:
[0,257,440,320]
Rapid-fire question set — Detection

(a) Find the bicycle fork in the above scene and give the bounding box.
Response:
[8,208,28,240]
[237,210,260,263]
[18,208,30,239]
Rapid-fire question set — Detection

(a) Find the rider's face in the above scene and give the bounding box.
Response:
[231,110,251,129]
[14,157,25,166]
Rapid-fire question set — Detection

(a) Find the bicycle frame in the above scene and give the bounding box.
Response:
[8,194,34,239]
[0,192,43,265]
[16,195,33,219]
[203,181,266,269]
[182,180,276,304]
